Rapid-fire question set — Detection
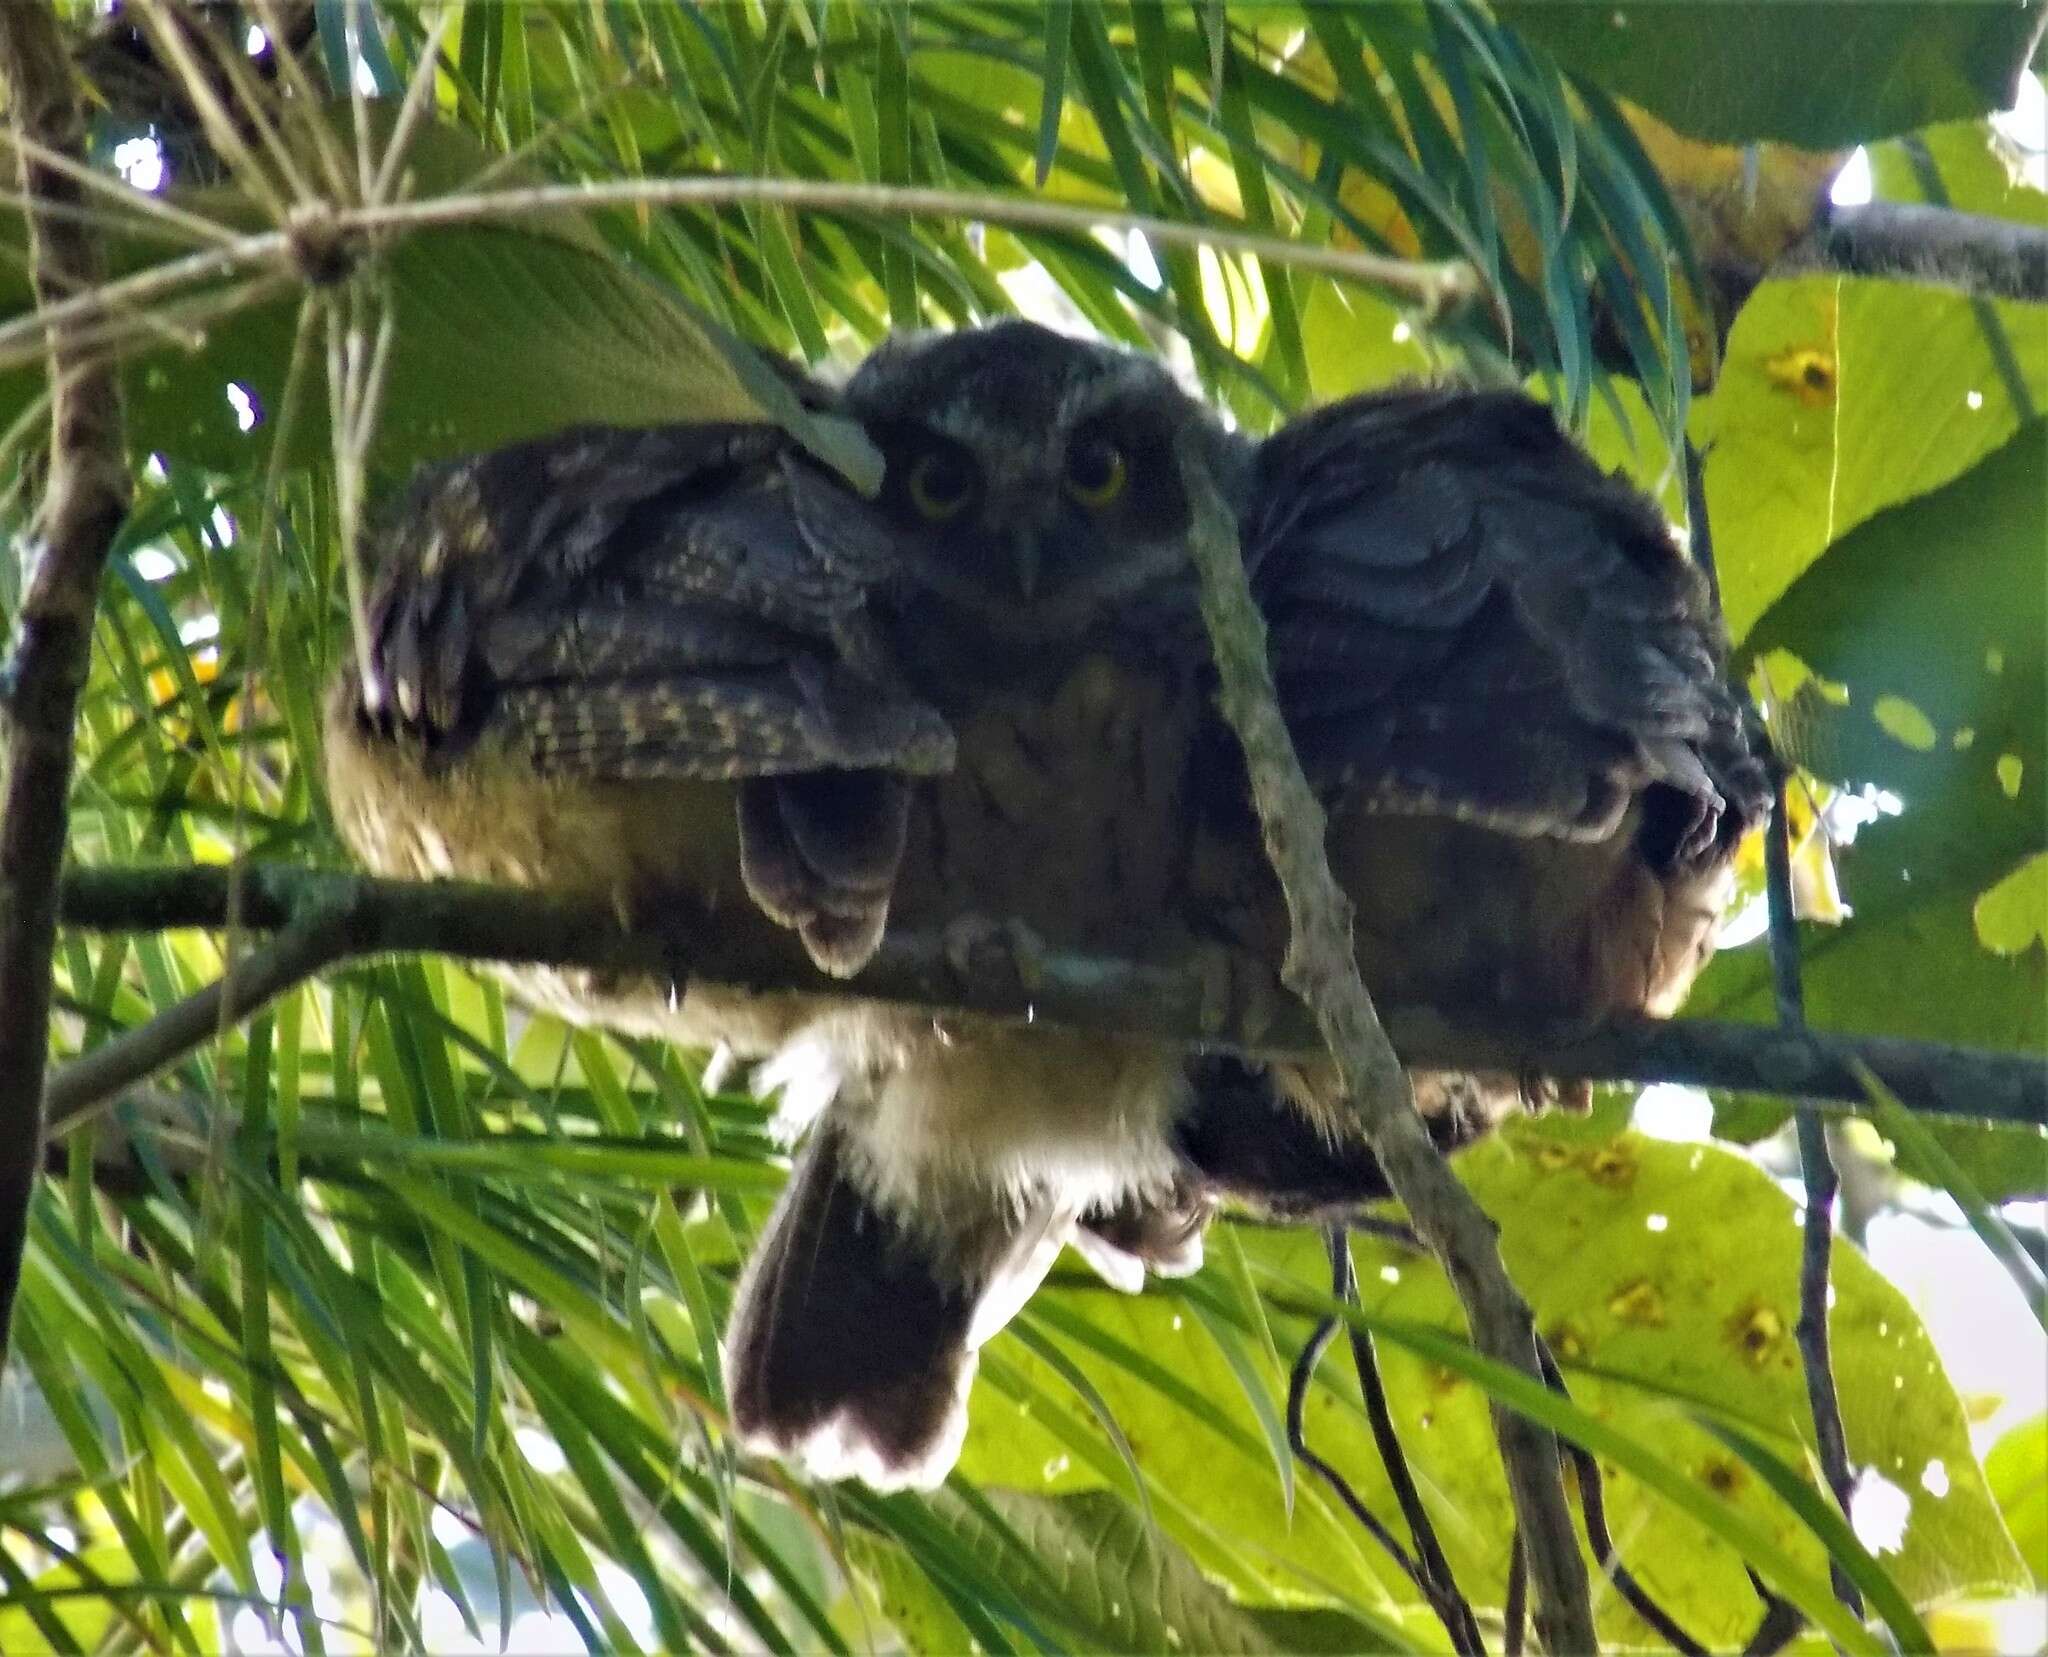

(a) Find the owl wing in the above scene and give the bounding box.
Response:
[1241,388,1767,871]
[347,422,951,972]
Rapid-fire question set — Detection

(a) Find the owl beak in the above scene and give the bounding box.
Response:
[1010,533,1043,601]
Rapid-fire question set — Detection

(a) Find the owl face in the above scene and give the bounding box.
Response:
[842,321,1239,641]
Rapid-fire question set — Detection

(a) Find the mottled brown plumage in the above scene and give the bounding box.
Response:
[324,321,1768,1490]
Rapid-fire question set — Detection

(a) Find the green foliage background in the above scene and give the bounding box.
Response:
[1,3,2042,1651]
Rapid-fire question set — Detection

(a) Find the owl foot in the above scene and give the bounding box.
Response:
[1074,1189,1212,1291]
[940,912,1050,1001]
[1192,940,1283,1046]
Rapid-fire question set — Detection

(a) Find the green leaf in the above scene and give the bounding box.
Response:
[1699,279,2048,646]
[1701,425,2047,1075]
[845,1533,979,1655]
[1984,1413,2048,1588]
[0,128,766,476]
[1499,2,2040,147]
[1866,1076,2048,1330]
[969,1121,2025,1643]
[933,1487,1275,1654]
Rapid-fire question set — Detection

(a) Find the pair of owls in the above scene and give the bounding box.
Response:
[325,320,1768,1489]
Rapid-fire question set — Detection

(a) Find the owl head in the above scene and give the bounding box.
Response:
[841,321,1241,641]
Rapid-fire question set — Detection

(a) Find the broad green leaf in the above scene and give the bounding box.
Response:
[1975,852,2048,957]
[845,1533,980,1655]
[1499,2,2039,147]
[1296,278,1434,401]
[1702,426,2047,1067]
[967,1121,2025,1642]
[1869,117,2048,223]
[1697,278,2048,645]
[1984,1413,2048,1587]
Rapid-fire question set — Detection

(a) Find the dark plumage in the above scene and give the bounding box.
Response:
[325,321,1768,1490]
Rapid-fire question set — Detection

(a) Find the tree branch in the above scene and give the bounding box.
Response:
[1282,1302,1458,1638]
[1768,782,1863,1624]
[46,862,2048,1136]
[0,0,132,1358]
[1533,1338,1705,1653]
[1174,442,1596,1646]
[0,173,1480,372]
[1327,1227,1482,1653]
[1802,201,2048,306]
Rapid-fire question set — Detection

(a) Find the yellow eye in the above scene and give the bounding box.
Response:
[907,451,974,521]
[1064,436,1127,508]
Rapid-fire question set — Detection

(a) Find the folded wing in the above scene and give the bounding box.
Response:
[1242,388,1767,875]
[336,422,952,973]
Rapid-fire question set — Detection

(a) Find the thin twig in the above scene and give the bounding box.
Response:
[344,0,376,204]
[44,862,2048,1135]
[1281,1308,1446,1626]
[1740,1567,1806,1656]
[369,9,457,211]
[1533,1339,1705,1653]
[0,126,242,247]
[1768,780,1864,1623]
[1503,1534,1527,1657]
[46,907,358,1124]
[349,177,1481,308]
[0,229,292,370]
[0,0,135,1359]
[0,180,216,248]
[166,0,323,214]
[249,0,357,204]
[1326,1227,1481,1651]
[131,0,305,219]
[0,173,1478,368]
[1175,440,1595,1645]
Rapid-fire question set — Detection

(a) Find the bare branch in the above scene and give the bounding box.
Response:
[1533,1339,1705,1653]
[1327,1228,1483,1653]
[0,0,133,1356]
[1282,1297,1447,1630]
[46,902,357,1129]
[0,172,1479,370]
[46,862,2048,1136]
[1802,201,2048,306]
[1768,780,1863,1623]
[1173,438,1595,1644]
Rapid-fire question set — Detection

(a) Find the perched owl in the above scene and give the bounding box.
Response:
[325,321,1768,1489]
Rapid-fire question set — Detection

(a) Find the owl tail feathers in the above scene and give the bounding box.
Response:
[723,1120,1066,1491]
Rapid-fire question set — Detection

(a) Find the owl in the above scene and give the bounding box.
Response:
[324,321,1768,1489]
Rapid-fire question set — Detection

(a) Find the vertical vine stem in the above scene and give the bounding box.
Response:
[1532,1338,1705,1653]
[1768,777,1864,1621]
[1179,441,1596,1648]
[1326,1227,1482,1651]
[1283,1305,1476,1648]
[0,0,134,1361]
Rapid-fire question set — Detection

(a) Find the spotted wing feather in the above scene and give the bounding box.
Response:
[345,422,950,972]
[1243,388,1768,870]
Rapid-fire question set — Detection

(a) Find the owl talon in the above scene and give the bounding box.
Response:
[941,913,1049,999]
[1193,942,1279,1045]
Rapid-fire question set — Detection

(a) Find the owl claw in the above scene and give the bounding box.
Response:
[941,913,1049,1000]
[1193,941,1280,1046]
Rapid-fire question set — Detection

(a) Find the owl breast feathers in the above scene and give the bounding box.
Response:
[324,320,1769,1490]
